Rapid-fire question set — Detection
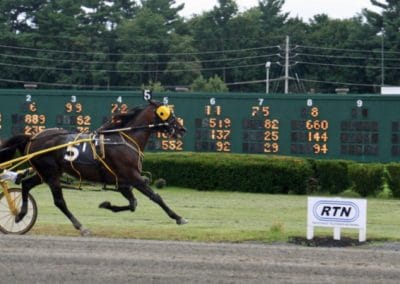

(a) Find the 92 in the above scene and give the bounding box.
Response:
[216,141,230,152]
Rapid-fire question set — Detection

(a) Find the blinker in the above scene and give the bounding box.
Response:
[155,105,171,121]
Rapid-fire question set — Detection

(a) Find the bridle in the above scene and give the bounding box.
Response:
[98,104,178,135]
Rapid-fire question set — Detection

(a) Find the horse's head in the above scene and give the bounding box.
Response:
[149,100,186,139]
[98,100,186,139]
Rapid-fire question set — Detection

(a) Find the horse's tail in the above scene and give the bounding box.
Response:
[0,134,31,163]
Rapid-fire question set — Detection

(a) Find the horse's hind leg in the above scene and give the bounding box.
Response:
[134,181,188,225]
[15,174,42,223]
[47,176,90,236]
[99,185,137,212]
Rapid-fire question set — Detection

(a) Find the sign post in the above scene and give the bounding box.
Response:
[307,197,367,242]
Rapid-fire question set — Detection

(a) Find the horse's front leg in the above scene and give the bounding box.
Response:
[134,180,188,225]
[99,185,137,212]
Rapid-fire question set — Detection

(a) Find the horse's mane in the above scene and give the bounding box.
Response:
[98,105,145,131]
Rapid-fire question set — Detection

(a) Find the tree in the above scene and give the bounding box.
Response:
[80,0,139,33]
[0,0,46,87]
[140,0,184,32]
[0,0,396,92]
[213,0,238,27]
[141,80,165,92]
[258,0,289,31]
[163,34,202,87]
[78,0,139,88]
[299,15,378,93]
[227,8,268,92]
[206,74,229,92]
[363,0,400,86]
[191,75,228,92]
[190,75,207,91]
[116,8,169,85]
[0,0,45,33]
[188,0,240,89]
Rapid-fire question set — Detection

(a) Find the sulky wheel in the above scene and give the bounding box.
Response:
[0,188,38,234]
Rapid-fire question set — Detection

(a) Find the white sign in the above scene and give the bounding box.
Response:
[381,86,400,95]
[307,197,367,242]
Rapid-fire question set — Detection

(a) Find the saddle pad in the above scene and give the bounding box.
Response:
[62,134,96,165]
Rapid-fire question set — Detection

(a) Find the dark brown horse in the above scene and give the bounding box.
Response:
[0,99,187,235]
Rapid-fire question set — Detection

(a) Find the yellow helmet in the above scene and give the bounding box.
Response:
[155,105,171,121]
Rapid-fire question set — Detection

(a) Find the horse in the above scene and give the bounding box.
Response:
[0,99,188,235]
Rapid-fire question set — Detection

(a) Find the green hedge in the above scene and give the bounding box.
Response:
[348,163,385,197]
[142,153,394,197]
[311,160,353,195]
[385,163,400,198]
[143,153,313,194]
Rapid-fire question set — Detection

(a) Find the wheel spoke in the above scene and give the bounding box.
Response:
[0,189,37,234]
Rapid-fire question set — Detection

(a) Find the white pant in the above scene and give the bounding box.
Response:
[0,170,18,183]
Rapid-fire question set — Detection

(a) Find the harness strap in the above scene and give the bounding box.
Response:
[120,132,144,172]
[69,133,84,188]
[99,134,105,159]
[66,133,119,187]
[89,141,119,187]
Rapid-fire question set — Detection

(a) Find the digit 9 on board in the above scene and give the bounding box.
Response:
[340,99,378,156]
[57,96,91,133]
[195,98,231,152]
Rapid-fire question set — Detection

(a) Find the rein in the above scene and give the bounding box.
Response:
[98,122,170,134]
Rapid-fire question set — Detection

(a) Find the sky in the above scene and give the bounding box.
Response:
[176,0,382,20]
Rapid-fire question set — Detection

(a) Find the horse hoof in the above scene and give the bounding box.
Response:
[15,213,25,223]
[99,201,111,209]
[177,218,188,225]
[80,227,91,237]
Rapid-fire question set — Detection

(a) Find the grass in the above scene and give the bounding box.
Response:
[18,184,400,243]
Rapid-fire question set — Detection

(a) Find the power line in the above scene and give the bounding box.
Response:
[297,61,400,70]
[0,61,267,73]
[299,78,378,87]
[0,78,141,89]
[297,52,400,62]
[297,44,400,55]
[0,52,279,66]
[0,43,279,57]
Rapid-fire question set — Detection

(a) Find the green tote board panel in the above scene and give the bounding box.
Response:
[0,89,398,162]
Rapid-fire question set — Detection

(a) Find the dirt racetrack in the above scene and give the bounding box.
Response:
[1,235,400,283]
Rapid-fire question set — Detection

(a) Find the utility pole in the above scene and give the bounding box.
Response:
[274,35,294,93]
[284,35,289,94]
[381,28,385,86]
[265,61,271,94]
